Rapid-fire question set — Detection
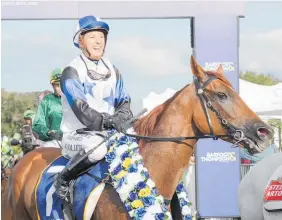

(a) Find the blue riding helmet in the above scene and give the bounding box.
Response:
[73,15,110,48]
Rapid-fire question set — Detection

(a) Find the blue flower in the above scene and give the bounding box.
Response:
[180,199,188,207]
[141,170,149,179]
[184,215,192,220]
[106,139,116,148]
[142,196,155,206]
[119,135,129,144]
[131,147,139,154]
[129,191,138,201]
[105,151,116,162]
[155,213,165,220]
[121,152,130,161]
[124,203,132,212]
[116,178,124,189]
[151,187,158,195]
[135,207,146,219]
[107,130,115,136]
[128,164,138,173]
[136,181,147,190]
[112,164,122,175]
[176,183,184,192]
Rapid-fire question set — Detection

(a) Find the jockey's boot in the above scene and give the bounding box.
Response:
[54,152,94,201]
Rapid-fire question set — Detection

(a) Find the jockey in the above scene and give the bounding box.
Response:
[32,68,63,148]
[54,15,133,200]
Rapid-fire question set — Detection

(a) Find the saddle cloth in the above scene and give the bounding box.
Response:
[264,165,282,211]
[35,156,109,220]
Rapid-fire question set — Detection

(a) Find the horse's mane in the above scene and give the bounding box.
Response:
[134,85,189,136]
[134,71,233,136]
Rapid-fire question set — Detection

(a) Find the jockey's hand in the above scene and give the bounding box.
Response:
[102,114,125,132]
[110,115,125,132]
[47,130,62,141]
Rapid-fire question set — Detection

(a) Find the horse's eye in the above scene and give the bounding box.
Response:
[216,92,227,101]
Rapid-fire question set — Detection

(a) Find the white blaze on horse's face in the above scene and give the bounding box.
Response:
[79,30,106,60]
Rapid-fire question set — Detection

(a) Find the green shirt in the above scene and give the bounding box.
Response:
[32,93,63,141]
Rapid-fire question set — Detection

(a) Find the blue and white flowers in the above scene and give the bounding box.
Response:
[105,130,192,220]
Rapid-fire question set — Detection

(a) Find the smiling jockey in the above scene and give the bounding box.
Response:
[54,15,133,200]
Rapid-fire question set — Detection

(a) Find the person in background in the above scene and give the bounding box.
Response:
[32,68,63,148]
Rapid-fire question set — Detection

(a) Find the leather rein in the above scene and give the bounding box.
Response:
[122,76,246,146]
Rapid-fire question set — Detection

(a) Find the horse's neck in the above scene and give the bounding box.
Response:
[139,85,198,199]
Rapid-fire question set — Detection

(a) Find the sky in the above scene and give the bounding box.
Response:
[1,1,282,113]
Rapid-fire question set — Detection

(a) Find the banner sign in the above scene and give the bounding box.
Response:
[194,15,241,218]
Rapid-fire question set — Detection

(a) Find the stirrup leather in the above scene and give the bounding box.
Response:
[54,174,71,201]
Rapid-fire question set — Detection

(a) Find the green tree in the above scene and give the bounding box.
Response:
[1,89,41,137]
[240,71,281,86]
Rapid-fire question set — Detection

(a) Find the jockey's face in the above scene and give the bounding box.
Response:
[79,30,106,60]
[24,118,32,126]
[52,83,62,97]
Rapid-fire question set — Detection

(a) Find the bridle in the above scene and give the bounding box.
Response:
[122,75,246,146]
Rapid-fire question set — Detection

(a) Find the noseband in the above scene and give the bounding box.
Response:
[123,76,246,145]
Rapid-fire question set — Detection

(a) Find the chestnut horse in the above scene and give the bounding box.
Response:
[2,56,274,220]
[1,166,11,195]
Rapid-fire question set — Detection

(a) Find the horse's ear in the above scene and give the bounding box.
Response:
[216,64,233,88]
[217,64,224,75]
[190,55,206,82]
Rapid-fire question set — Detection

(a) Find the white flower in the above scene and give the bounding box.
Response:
[132,154,142,162]
[126,173,144,191]
[146,179,156,189]
[164,211,173,219]
[137,164,144,170]
[128,142,138,150]
[177,192,187,199]
[109,159,120,172]
[155,195,164,204]
[146,204,163,214]
[143,167,148,172]
[116,144,128,157]
[116,184,131,202]
[126,127,136,134]
[128,210,135,217]
[181,205,192,216]
[142,212,157,220]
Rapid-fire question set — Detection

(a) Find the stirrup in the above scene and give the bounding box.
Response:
[54,175,71,201]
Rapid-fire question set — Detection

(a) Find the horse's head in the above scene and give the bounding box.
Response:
[190,56,274,153]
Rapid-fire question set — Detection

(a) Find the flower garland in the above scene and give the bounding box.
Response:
[105,130,192,220]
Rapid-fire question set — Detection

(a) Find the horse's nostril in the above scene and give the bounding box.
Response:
[257,127,271,137]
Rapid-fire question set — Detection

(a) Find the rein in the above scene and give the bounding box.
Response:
[122,76,245,145]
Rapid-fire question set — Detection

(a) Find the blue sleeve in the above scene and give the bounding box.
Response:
[60,66,107,131]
